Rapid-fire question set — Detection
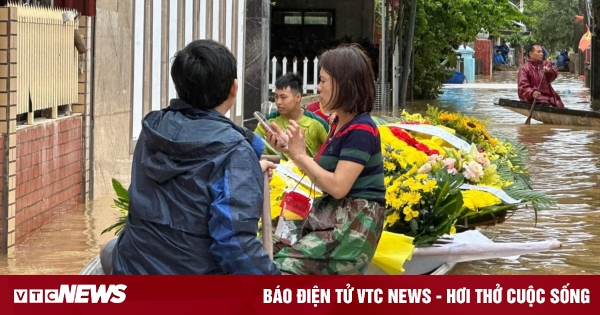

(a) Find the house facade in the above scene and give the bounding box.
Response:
[0,0,272,255]
[0,0,383,254]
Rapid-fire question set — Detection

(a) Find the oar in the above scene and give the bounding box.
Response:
[525,70,547,125]
[261,155,280,259]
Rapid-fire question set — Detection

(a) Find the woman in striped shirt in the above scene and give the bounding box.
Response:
[266,44,386,275]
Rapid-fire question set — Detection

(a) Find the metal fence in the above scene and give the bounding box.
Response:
[12,3,79,120]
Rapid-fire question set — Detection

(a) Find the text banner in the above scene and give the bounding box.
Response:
[0,276,595,314]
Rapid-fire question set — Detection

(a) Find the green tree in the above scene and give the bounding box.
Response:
[523,0,579,53]
[396,0,525,99]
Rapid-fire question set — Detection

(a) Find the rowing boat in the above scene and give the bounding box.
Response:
[80,230,561,276]
[494,98,600,126]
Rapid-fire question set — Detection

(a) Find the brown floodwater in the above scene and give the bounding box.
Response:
[1,71,598,275]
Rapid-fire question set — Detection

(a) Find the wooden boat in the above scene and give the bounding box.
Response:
[493,64,518,71]
[495,98,600,126]
[81,230,561,276]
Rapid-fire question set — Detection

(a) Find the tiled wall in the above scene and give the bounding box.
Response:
[14,117,83,244]
[0,136,3,249]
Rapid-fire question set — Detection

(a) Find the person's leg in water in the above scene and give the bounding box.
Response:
[99,237,118,274]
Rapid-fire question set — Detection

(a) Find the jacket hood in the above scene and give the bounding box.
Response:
[137,99,262,183]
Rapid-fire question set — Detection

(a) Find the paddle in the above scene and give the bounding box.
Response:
[524,70,547,125]
[260,155,280,259]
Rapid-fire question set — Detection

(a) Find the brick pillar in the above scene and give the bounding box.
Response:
[72,16,92,202]
[0,6,17,256]
[474,39,493,76]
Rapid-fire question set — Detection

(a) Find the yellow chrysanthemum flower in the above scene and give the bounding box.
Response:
[461,190,501,211]
[415,173,428,181]
[401,191,421,206]
[406,178,424,191]
[391,198,404,209]
[422,180,437,193]
[386,211,400,226]
[384,161,397,172]
[439,112,459,121]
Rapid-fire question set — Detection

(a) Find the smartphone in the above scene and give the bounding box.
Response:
[254,111,288,147]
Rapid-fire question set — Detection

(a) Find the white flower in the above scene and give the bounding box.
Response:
[418,163,432,174]
[463,161,484,182]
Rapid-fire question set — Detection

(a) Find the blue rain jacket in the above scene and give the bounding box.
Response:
[556,51,569,67]
[110,99,281,275]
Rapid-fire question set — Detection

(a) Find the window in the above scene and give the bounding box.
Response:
[271,9,335,47]
[272,10,334,26]
[303,12,333,26]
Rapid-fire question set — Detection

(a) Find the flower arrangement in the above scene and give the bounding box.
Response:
[375,107,556,232]
[381,126,466,245]
[104,106,556,250]
[400,106,555,213]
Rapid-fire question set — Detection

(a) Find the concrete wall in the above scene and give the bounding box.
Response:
[91,0,134,196]
[92,0,253,198]
[273,0,374,41]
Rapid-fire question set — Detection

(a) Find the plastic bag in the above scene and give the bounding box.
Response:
[274,190,312,245]
[370,231,415,275]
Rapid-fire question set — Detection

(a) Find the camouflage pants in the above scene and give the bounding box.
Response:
[273,196,385,275]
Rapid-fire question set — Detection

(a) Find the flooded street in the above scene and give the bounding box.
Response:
[411,71,600,275]
[1,71,598,275]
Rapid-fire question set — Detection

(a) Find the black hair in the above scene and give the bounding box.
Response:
[526,43,542,57]
[275,73,303,95]
[318,44,376,114]
[170,39,237,110]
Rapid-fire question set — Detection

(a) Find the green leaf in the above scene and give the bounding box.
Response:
[112,178,129,201]
[103,178,131,236]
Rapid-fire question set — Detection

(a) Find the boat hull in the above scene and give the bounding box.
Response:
[80,230,560,276]
[495,98,600,126]
[79,255,455,275]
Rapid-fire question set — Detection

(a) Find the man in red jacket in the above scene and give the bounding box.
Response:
[517,44,565,108]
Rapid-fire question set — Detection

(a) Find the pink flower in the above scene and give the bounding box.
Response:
[463,161,484,182]
[442,158,457,174]
[427,154,441,163]
[476,154,490,168]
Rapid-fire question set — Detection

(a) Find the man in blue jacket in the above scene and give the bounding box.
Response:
[493,50,506,65]
[556,50,570,72]
[99,39,281,275]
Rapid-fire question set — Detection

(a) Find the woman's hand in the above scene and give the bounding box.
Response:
[267,121,307,160]
[259,160,276,181]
